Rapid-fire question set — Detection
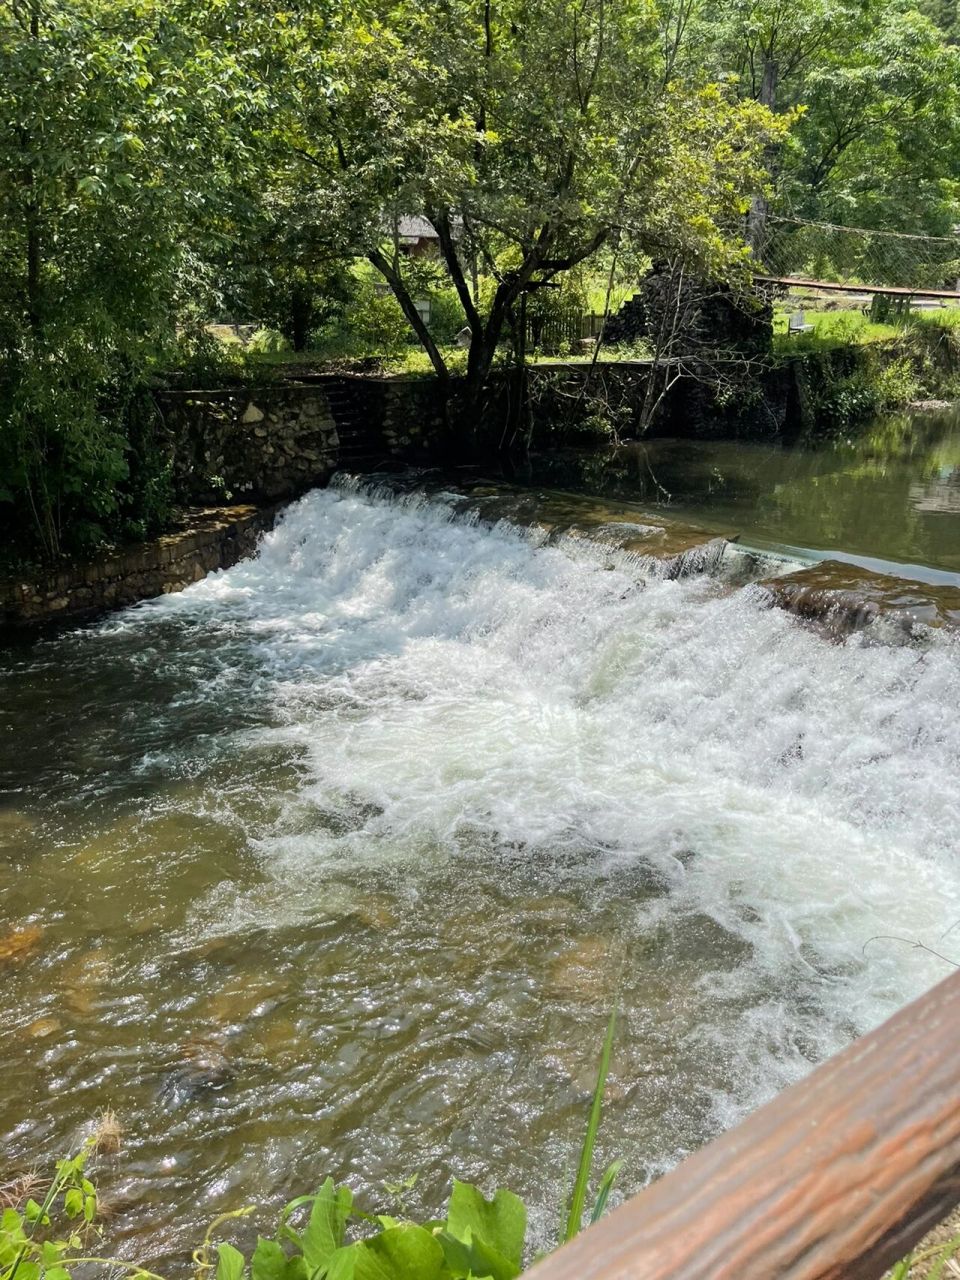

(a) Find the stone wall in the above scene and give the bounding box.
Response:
[3,355,885,630]
[157,386,341,504]
[0,377,442,629]
[0,506,278,627]
[295,374,448,461]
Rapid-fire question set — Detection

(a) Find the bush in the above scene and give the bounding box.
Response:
[426,287,469,344]
[315,282,413,356]
[0,338,132,560]
[801,345,921,432]
[246,328,291,356]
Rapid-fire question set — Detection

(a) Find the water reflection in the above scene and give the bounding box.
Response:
[524,408,960,580]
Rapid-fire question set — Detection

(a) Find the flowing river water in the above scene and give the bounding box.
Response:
[3,471,960,1264]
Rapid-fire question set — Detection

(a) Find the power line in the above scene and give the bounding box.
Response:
[770,215,960,245]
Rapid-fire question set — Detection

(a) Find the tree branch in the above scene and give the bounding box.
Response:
[367,247,449,381]
[428,207,483,335]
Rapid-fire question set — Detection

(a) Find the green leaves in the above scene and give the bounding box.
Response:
[250,1237,289,1280]
[327,1225,447,1280]
[299,1180,353,1273]
[445,1181,525,1273]
[562,1006,618,1243]
[183,1175,529,1280]
[0,1144,103,1280]
[60,1194,81,1222]
[216,1243,247,1280]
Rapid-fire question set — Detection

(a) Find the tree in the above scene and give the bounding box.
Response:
[699,0,960,236]
[0,0,270,554]
[271,0,785,434]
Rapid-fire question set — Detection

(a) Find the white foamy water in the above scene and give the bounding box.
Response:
[4,478,960,1252]
[142,483,960,1063]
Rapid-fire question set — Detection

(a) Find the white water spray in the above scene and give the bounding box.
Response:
[134,483,960,1088]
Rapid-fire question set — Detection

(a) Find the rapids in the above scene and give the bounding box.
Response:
[2,479,959,1260]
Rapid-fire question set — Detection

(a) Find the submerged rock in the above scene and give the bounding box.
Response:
[0,923,43,966]
[158,1038,236,1106]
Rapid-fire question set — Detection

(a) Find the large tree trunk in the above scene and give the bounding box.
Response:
[290,285,312,352]
[24,5,42,335]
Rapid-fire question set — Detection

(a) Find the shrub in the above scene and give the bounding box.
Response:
[246,328,291,356]
[0,338,132,560]
[425,287,469,344]
[315,283,413,356]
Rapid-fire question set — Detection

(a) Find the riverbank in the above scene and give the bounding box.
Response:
[0,505,279,627]
[4,336,958,628]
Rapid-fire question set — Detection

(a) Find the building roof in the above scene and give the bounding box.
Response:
[397,215,439,240]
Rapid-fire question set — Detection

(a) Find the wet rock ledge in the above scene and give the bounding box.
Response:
[759,560,960,636]
[441,483,733,578]
[0,505,278,628]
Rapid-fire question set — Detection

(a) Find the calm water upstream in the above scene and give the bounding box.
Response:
[2,475,960,1265]
[526,407,960,583]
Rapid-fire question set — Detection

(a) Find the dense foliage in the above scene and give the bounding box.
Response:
[2,0,960,558]
[0,1163,534,1280]
[0,0,271,556]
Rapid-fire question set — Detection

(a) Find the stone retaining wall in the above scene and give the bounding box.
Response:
[157,387,341,504]
[0,505,278,627]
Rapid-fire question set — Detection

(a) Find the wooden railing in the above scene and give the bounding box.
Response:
[527,969,960,1280]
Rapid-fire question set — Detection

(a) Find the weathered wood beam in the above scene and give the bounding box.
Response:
[526,969,960,1280]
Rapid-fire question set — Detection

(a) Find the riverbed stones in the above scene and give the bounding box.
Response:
[0,923,44,966]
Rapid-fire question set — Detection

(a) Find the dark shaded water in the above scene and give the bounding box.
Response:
[525,408,960,583]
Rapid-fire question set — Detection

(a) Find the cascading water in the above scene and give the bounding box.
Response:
[2,478,959,1260]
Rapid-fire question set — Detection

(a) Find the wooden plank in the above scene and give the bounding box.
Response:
[755,274,960,301]
[525,969,960,1280]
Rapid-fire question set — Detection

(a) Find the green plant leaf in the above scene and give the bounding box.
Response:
[215,1241,246,1280]
[63,1190,83,1219]
[446,1182,525,1269]
[41,1241,65,1265]
[590,1160,623,1224]
[327,1225,448,1280]
[437,1228,519,1280]
[251,1237,287,1280]
[2,1208,26,1239]
[925,1231,960,1280]
[563,1006,618,1242]
[24,1200,45,1225]
[300,1179,353,1273]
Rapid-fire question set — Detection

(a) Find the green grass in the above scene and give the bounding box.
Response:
[773,304,960,353]
[562,1006,619,1243]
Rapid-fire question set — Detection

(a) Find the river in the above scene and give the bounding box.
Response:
[2,468,960,1265]
[526,406,960,583]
